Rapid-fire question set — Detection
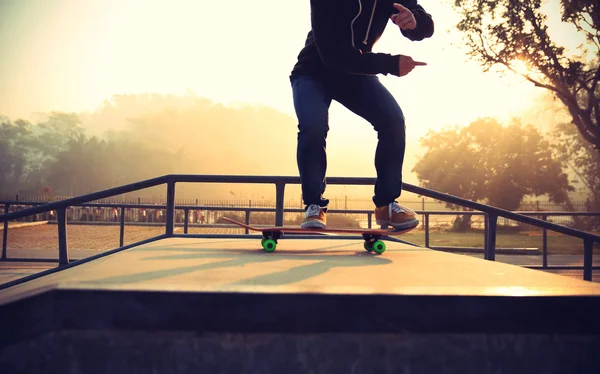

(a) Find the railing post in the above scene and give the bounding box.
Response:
[424,213,430,248]
[367,213,372,228]
[57,207,69,265]
[165,181,176,236]
[245,209,250,234]
[184,208,189,234]
[542,214,548,268]
[583,239,593,281]
[484,213,497,261]
[119,207,125,247]
[2,203,9,260]
[275,183,285,226]
[484,214,488,252]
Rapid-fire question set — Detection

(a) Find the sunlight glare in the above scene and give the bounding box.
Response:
[507,58,544,82]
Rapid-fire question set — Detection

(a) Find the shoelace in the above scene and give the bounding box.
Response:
[307,204,321,216]
[389,203,416,220]
[390,202,404,214]
[389,202,418,220]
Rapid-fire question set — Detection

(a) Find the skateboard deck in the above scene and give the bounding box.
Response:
[222,217,417,254]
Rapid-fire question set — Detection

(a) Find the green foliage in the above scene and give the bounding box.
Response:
[413,117,573,215]
[0,118,37,193]
[452,0,599,150]
[560,0,598,43]
[552,121,600,229]
[0,93,299,199]
[0,111,184,196]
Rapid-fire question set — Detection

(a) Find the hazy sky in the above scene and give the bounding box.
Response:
[0,0,587,145]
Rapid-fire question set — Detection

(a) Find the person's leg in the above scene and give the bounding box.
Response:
[291,74,332,227]
[331,74,405,205]
[330,74,418,229]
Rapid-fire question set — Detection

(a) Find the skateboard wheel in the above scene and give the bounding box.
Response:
[372,241,386,254]
[262,239,277,252]
[364,242,374,252]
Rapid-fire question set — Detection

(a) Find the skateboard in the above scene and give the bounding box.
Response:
[222,217,417,254]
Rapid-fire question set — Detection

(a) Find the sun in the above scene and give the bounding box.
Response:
[509,59,533,75]
[507,58,544,82]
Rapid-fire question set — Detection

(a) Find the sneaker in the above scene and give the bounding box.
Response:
[374,202,419,230]
[301,204,326,229]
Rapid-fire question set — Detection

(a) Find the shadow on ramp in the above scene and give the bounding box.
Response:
[82,243,392,287]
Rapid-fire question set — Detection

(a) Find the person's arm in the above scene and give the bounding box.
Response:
[392,0,434,41]
[310,0,400,76]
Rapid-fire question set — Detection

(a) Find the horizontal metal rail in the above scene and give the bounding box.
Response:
[1,174,599,282]
[0,235,167,291]
[5,199,599,217]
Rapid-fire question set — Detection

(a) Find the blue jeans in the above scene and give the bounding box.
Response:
[291,73,406,208]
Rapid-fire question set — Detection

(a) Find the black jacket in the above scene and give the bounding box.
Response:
[290,0,434,79]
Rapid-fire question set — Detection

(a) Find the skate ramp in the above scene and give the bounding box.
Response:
[1,237,599,373]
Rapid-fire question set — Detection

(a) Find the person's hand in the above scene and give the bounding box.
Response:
[390,3,416,30]
[399,55,426,76]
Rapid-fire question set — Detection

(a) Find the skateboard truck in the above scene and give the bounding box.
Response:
[362,233,386,254]
[260,231,282,252]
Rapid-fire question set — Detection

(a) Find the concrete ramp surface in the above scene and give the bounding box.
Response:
[1,237,599,373]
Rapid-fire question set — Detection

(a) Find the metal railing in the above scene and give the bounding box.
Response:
[2,201,598,265]
[1,174,599,281]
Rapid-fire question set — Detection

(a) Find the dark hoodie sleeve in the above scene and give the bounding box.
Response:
[398,0,434,41]
[309,0,401,76]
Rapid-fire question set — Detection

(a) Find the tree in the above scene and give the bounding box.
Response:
[452,0,599,150]
[41,134,185,196]
[0,118,33,194]
[33,112,86,164]
[552,120,600,229]
[413,117,573,230]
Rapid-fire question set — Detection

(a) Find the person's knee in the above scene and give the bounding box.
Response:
[298,121,329,140]
[376,114,405,139]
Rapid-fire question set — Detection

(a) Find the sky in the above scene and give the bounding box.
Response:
[0,0,589,158]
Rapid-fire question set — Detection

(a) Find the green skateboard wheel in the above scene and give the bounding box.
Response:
[262,239,277,252]
[372,241,386,254]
